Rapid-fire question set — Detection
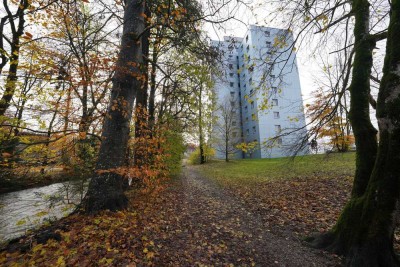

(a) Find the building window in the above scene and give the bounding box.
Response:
[229,73,234,77]
[271,74,275,79]
[272,99,278,106]
[232,121,237,126]
[246,129,250,135]
[272,87,278,94]
[230,101,235,107]
[229,64,233,70]
[246,45,250,52]
[274,111,280,119]
[249,78,252,84]
[265,30,270,37]
[266,41,271,48]
[245,106,248,112]
[250,89,254,95]
[246,117,249,122]
[277,137,283,145]
[230,82,234,87]
[252,113,256,120]
[249,66,254,72]
[246,35,249,42]
[252,126,256,133]
[275,125,281,132]
[251,101,255,109]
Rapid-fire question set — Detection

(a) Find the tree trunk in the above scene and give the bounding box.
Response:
[311,1,400,265]
[225,135,229,162]
[347,0,378,198]
[83,0,145,213]
[310,0,377,252]
[0,42,21,116]
[148,44,159,131]
[343,1,400,264]
[133,4,150,167]
[198,85,206,164]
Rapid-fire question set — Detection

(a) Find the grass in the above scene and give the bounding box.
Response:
[199,152,356,185]
[197,152,356,239]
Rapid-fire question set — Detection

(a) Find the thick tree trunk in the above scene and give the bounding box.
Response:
[312,1,400,265]
[347,0,378,198]
[83,0,145,213]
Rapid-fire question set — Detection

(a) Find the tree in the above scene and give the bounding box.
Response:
[319,0,400,264]
[0,0,56,116]
[311,1,400,265]
[307,87,354,152]
[275,0,400,264]
[45,0,117,138]
[252,0,398,264]
[82,0,145,213]
[213,96,241,161]
[0,0,31,116]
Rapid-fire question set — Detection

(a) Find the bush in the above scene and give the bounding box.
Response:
[162,130,186,177]
[188,146,215,165]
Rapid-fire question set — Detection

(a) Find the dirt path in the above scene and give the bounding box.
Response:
[148,166,341,266]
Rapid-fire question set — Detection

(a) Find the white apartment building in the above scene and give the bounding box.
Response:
[212,25,308,159]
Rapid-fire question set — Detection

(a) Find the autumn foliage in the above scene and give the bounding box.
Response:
[306,88,354,152]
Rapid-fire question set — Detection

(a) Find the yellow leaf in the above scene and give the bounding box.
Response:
[57,256,65,266]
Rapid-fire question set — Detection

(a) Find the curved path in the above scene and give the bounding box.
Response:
[149,166,341,266]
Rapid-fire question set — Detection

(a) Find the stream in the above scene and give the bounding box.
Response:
[0,180,87,243]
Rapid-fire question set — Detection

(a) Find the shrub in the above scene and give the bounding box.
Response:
[188,146,215,165]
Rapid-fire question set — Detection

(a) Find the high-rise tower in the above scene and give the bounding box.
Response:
[212,25,308,159]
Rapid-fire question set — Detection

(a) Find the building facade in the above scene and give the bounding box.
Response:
[212,25,308,159]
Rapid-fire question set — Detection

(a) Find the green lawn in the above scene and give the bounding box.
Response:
[199,152,356,185]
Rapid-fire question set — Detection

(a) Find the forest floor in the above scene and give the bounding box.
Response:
[0,163,345,266]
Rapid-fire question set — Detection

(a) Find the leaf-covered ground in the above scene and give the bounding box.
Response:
[0,164,342,266]
[199,153,356,237]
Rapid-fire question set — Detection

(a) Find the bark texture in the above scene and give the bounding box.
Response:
[83,0,145,213]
